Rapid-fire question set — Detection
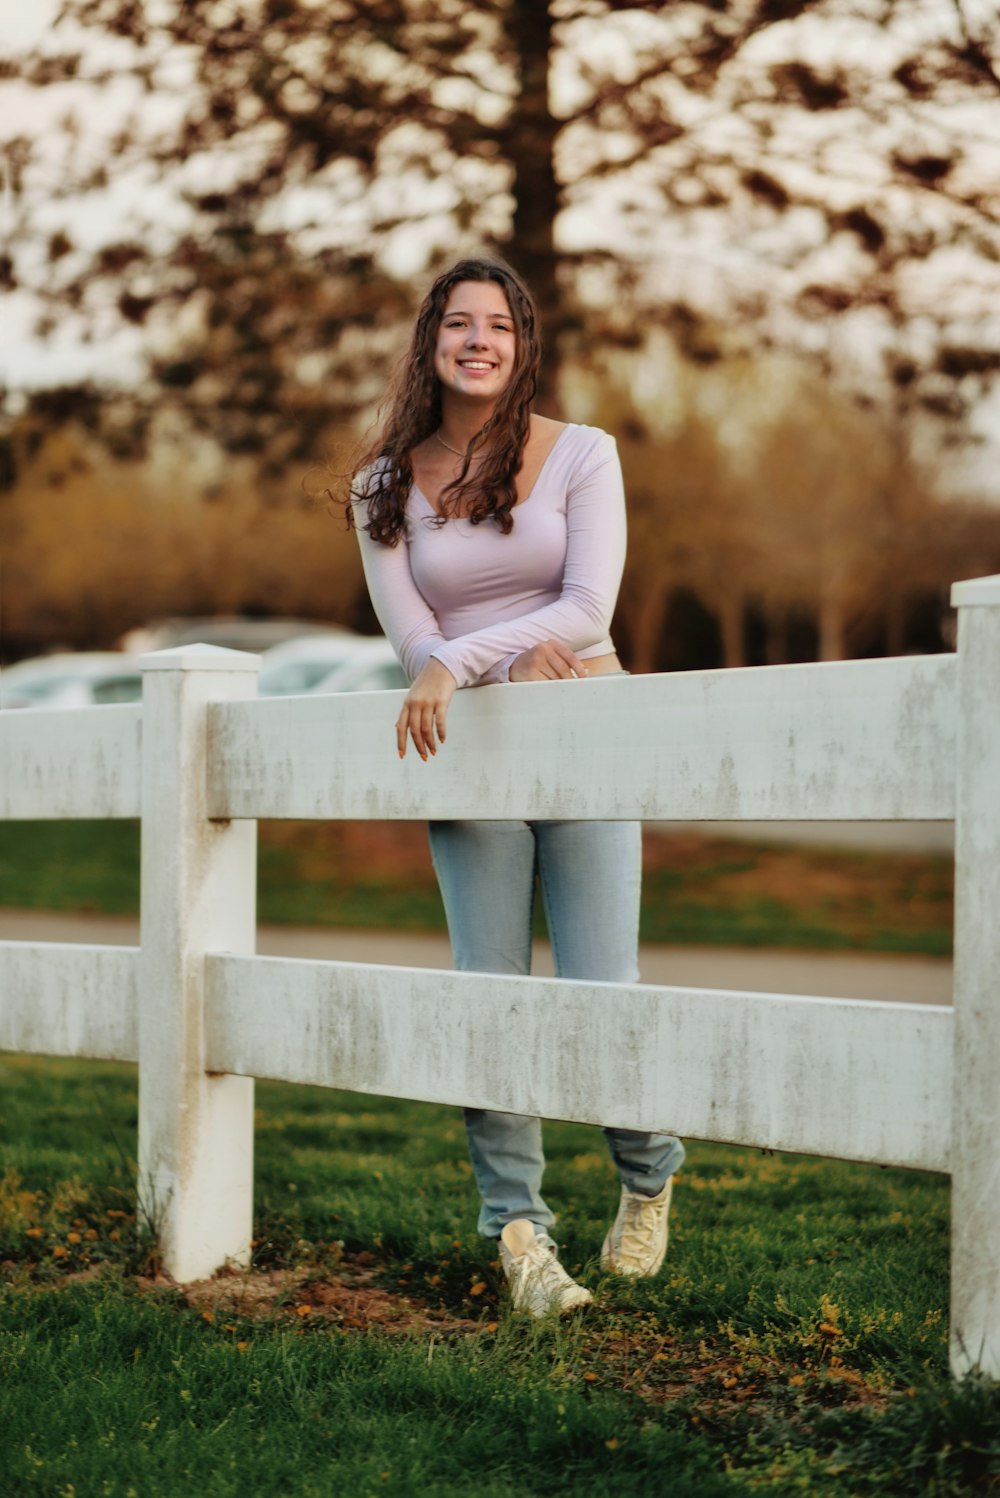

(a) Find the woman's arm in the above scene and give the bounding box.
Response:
[353,513,462,760]
[353,506,451,684]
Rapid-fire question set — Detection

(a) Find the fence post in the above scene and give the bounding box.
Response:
[138,645,260,1281]
[950,574,1000,1378]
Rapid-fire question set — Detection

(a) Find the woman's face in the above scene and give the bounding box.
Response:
[433,280,516,404]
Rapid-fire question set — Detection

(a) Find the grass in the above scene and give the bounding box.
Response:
[3,1054,999,1496]
[0,819,954,955]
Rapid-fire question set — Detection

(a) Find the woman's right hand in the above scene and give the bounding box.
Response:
[397,659,458,760]
[508,640,588,682]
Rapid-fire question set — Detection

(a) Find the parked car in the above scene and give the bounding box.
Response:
[118,616,353,655]
[309,641,409,695]
[257,633,396,696]
[1,635,406,711]
[0,652,144,709]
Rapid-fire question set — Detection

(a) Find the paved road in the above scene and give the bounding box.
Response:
[0,908,952,1005]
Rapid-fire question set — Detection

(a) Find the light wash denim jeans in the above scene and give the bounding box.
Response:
[427,817,685,1240]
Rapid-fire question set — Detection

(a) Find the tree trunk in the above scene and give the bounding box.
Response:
[626,580,671,674]
[885,588,906,656]
[818,593,846,661]
[502,0,562,414]
[765,605,788,665]
[718,592,746,668]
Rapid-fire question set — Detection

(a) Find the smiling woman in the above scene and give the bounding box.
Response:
[344,255,684,1319]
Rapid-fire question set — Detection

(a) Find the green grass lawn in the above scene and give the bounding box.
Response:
[3,1053,998,1497]
[0,819,955,955]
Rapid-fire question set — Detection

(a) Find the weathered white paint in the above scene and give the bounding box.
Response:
[0,941,138,1061]
[949,580,1000,1378]
[203,954,952,1174]
[206,654,957,823]
[0,704,141,819]
[951,573,1000,608]
[137,646,259,1281]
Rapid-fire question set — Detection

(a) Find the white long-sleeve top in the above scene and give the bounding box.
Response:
[353,423,626,688]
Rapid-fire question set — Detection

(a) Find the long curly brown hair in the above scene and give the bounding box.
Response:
[351,256,542,546]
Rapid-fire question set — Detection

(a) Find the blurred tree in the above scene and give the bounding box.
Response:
[0,411,364,657]
[744,395,906,661]
[611,399,755,670]
[589,359,1000,669]
[3,1,1000,661]
[4,348,998,661]
[2,0,999,465]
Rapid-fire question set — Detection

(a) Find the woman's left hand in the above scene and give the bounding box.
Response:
[508,640,587,682]
[397,659,458,760]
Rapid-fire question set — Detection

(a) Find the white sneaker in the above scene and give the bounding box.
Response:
[499,1219,594,1318]
[601,1178,673,1277]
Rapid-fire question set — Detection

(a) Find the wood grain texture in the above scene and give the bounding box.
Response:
[0,705,141,819]
[206,654,957,823]
[0,941,138,1060]
[205,953,952,1173]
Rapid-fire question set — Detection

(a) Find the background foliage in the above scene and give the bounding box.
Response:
[2,0,1000,662]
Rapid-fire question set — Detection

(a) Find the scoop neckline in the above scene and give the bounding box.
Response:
[411,422,573,518]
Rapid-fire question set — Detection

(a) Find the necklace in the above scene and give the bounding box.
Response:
[434,429,479,459]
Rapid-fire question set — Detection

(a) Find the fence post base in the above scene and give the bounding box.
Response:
[138,645,260,1283]
[950,576,1000,1379]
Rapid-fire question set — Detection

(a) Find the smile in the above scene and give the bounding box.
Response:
[458,361,496,370]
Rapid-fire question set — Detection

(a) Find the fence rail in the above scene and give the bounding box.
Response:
[0,702,141,819]
[0,941,138,1059]
[2,579,999,1379]
[207,652,958,822]
[203,954,952,1174]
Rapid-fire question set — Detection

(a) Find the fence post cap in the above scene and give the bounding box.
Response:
[950,574,1000,609]
[140,644,262,673]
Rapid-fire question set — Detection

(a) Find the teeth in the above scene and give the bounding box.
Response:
[460,362,494,369]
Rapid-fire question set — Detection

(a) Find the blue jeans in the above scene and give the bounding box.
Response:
[427,818,685,1239]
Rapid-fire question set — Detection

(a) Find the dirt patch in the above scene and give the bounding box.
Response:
[579,1330,892,1420]
[136,1256,479,1338]
[643,832,951,925]
[261,820,435,882]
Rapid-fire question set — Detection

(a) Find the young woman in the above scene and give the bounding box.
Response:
[351,256,684,1316]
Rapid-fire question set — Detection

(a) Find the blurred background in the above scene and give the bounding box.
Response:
[2,0,999,673]
[4,0,995,954]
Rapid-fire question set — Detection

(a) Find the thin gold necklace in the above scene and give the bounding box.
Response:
[434,429,481,459]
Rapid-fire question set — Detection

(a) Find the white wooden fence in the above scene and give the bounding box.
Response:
[1,573,998,1380]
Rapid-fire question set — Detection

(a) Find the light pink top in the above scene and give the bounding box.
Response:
[353,423,625,689]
